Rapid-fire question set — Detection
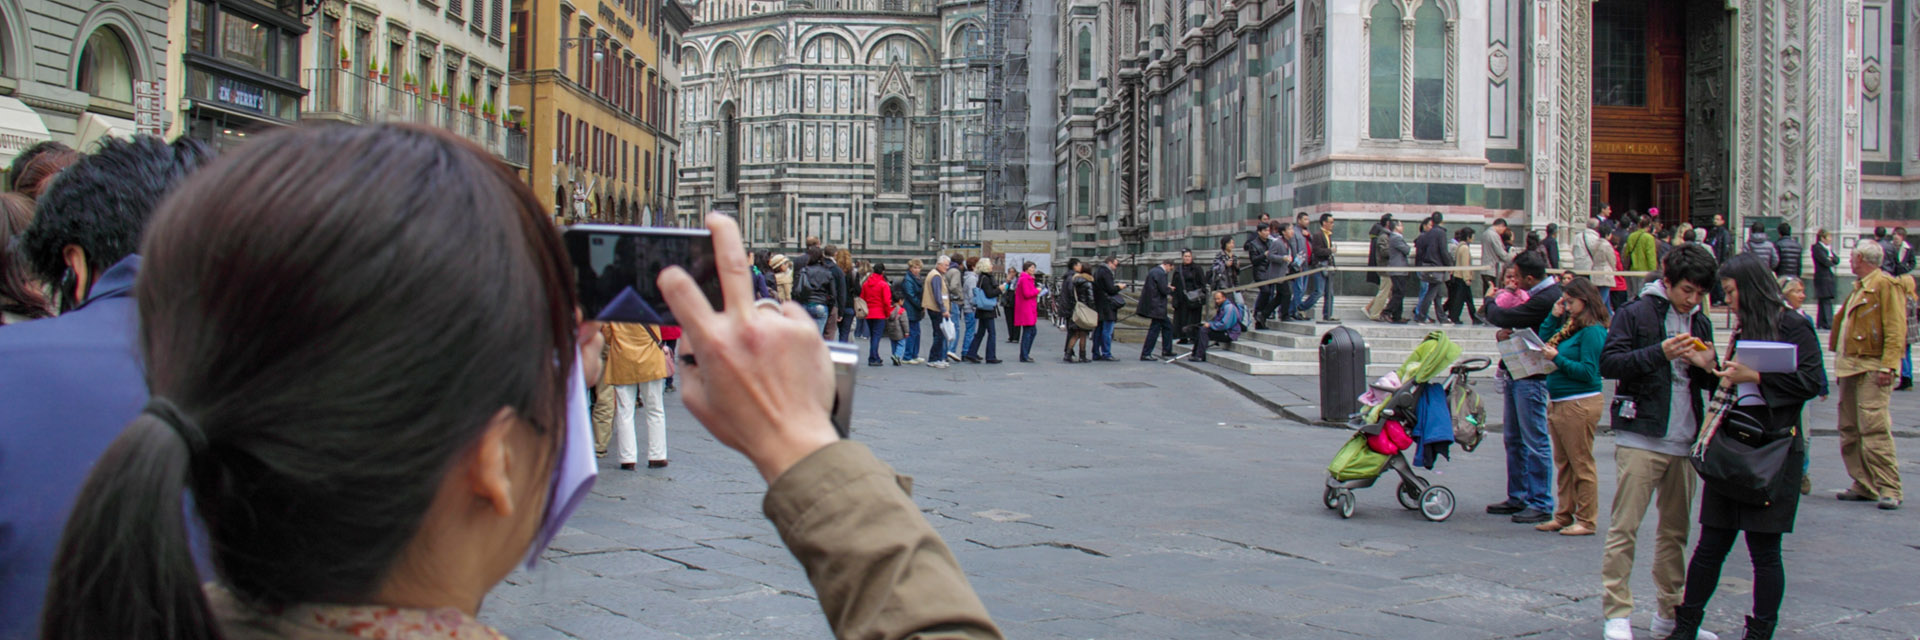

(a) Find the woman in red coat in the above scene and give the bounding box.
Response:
[861,263,895,366]
[1014,261,1042,363]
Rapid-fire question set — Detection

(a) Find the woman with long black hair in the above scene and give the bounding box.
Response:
[1064,258,1095,363]
[1663,252,1824,640]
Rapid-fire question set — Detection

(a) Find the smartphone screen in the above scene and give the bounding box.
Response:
[564,225,723,326]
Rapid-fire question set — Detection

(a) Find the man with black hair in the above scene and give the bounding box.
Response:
[1483,251,1563,527]
[1268,222,1298,325]
[1303,214,1337,321]
[1596,244,1722,640]
[1480,218,1517,294]
[1774,222,1803,278]
[1542,223,1561,269]
[1625,215,1659,298]
[1890,226,1914,276]
[1245,223,1276,329]
[1288,212,1312,320]
[0,135,216,637]
[1413,212,1451,323]
[1705,213,1732,263]
[1365,215,1394,321]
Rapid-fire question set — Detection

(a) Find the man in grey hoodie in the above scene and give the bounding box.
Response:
[1596,245,1724,640]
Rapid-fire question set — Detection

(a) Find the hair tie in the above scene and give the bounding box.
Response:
[145,398,208,459]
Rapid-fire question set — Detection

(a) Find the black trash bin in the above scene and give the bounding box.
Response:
[1319,326,1368,421]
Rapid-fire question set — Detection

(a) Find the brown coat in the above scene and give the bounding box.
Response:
[601,322,670,386]
[1830,269,1910,371]
[209,442,1002,640]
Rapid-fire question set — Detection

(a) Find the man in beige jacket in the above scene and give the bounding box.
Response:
[1830,241,1907,510]
[603,322,673,469]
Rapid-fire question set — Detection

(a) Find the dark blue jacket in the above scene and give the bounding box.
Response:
[0,256,147,638]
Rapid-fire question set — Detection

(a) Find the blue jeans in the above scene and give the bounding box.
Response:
[866,318,886,363]
[1141,317,1174,357]
[1299,271,1329,318]
[896,315,922,360]
[962,313,978,357]
[1019,325,1037,360]
[1291,273,1310,314]
[1094,320,1115,358]
[806,303,830,333]
[1903,345,1912,379]
[966,314,998,360]
[1503,377,1554,512]
[927,315,950,361]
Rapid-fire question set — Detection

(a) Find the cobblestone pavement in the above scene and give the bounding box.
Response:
[480,330,1920,639]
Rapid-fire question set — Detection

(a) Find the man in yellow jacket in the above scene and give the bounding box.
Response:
[1830,241,1906,509]
[602,322,673,469]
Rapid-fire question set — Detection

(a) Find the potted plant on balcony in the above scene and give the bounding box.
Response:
[379,63,390,84]
[403,72,418,94]
[507,113,525,132]
[461,94,476,114]
[339,46,350,69]
[482,101,498,123]
[430,82,444,104]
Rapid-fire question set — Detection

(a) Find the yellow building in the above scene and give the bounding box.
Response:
[510,0,680,224]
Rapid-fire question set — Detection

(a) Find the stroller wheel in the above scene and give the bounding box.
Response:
[1397,481,1423,510]
[1419,486,1456,522]
[1336,491,1356,519]
[1323,486,1341,509]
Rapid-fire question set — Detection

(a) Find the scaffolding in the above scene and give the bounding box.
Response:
[967,0,1030,231]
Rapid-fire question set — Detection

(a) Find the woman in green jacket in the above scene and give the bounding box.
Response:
[1535,276,1613,536]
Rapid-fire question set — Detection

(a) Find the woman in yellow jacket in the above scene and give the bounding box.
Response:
[604,322,673,468]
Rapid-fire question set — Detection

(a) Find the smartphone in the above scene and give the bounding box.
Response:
[827,342,858,438]
[563,225,722,325]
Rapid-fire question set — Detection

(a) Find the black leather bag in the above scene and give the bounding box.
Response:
[1691,399,1794,507]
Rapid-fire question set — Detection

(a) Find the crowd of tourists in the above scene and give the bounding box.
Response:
[0,129,1001,640]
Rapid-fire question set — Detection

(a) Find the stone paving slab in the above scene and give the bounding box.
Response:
[477,328,1920,639]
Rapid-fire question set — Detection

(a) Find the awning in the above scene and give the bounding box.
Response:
[0,95,52,166]
[74,112,139,151]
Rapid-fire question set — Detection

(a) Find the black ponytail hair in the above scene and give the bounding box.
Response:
[40,124,578,639]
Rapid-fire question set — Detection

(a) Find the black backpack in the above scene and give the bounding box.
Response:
[792,266,814,304]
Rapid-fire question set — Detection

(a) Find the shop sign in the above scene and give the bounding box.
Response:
[134,81,165,136]
[216,78,267,112]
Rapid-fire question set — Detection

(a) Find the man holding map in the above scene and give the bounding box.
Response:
[1481,251,1563,525]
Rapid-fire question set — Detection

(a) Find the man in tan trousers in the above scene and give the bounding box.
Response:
[1830,242,1906,510]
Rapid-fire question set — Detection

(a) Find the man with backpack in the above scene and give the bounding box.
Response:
[893,259,926,364]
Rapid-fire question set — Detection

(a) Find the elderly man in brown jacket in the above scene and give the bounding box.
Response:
[1829,241,1906,510]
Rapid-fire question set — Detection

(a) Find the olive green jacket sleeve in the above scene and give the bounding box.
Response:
[764,441,1003,640]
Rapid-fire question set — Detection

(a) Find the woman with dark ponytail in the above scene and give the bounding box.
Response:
[40,124,999,640]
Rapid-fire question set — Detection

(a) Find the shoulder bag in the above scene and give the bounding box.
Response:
[1071,299,1099,330]
[1690,384,1795,507]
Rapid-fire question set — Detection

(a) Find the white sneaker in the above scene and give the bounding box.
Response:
[1651,613,1720,640]
[927,360,949,369]
[1604,618,1634,640]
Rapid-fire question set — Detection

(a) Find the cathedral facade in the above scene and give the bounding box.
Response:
[673,0,996,259]
[1057,0,1914,288]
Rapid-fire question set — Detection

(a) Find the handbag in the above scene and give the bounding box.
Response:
[1071,301,1099,330]
[939,317,957,341]
[1182,288,1207,305]
[971,286,991,310]
[1690,387,1795,506]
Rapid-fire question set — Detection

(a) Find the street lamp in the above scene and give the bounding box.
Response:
[561,36,609,63]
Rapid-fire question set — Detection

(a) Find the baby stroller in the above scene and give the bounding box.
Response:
[1322,331,1491,522]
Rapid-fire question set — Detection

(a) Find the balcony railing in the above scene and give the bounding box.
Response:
[302,68,518,162]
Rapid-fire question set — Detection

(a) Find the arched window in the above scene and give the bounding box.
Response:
[801,34,852,65]
[1366,1,1401,139]
[950,25,982,59]
[681,45,702,75]
[751,37,781,67]
[721,103,740,193]
[76,28,135,103]
[1412,0,1445,140]
[1076,163,1092,218]
[867,35,929,66]
[879,100,907,193]
[1076,28,1092,80]
[712,41,740,73]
